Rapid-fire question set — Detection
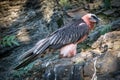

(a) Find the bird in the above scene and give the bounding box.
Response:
[14,13,100,69]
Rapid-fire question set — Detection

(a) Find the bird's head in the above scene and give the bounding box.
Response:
[82,13,100,30]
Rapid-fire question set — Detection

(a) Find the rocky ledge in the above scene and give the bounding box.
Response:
[11,31,120,80]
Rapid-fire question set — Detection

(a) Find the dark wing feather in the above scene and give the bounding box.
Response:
[14,19,89,69]
[48,20,89,49]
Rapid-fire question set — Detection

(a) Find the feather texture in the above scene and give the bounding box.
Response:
[49,19,89,49]
[15,18,90,69]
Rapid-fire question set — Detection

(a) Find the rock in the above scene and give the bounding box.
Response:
[10,31,120,80]
[0,0,120,80]
[103,9,116,15]
[111,0,120,7]
[42,31,120,80]
[66,9,88,19]
[92,31,120,52]
[0,0,62,79]
[44,64,83,80]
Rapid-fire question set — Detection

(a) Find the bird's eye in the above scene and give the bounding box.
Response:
[91,15,97,20]
[89,16,97,22]
[89,15,99,23]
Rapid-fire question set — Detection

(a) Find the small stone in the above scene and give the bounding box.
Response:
[27,11,36,18]
[103,10,115,15]
[118,52,120,57]
[113,41,120,50]
[111,0,120,7]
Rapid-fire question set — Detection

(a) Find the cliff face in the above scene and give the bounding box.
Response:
[51,31,120,80]
[11,31,120,80]
[0,0,120,80]
[0,0,61,79]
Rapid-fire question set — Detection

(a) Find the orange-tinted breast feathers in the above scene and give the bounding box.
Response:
[82,14,96,30]
[60,44,77,58]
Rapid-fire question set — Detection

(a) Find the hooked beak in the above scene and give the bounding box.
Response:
[96,18,102,24]
[90,17,102,24]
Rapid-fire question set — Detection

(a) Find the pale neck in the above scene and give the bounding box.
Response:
[82,16,95,30]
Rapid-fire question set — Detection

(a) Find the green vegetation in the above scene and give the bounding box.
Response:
[13,62,34,78]
[103,0,111,9]
[59,0,71,9]
[100,24,111,35]
[0,35,19,47]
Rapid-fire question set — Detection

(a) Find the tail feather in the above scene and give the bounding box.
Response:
[18,47,35,61]
[14,54,38,70]
[34,40,50,54]
[14,38,50,70]
[33,39,49,54]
